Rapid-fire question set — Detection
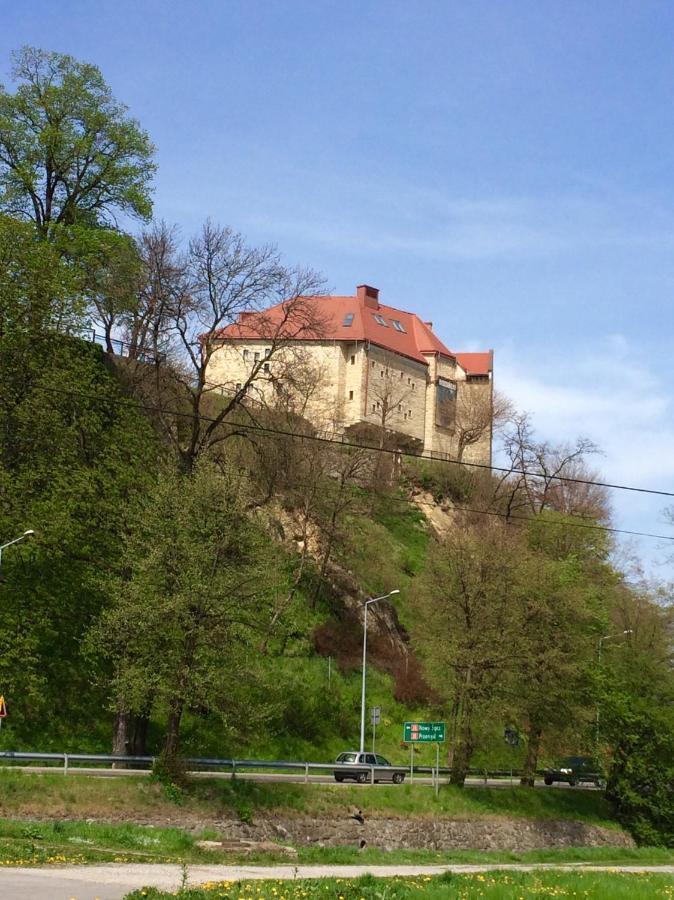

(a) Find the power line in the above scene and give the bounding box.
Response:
[31,382,674,498]
[29,383,674,544]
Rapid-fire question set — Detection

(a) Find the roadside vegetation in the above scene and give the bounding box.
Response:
[0,43,672,851]
[127,871,674,900]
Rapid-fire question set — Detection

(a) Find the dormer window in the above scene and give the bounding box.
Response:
[392,319,406,333]
[343,313,354,327]
[373,313,388,327]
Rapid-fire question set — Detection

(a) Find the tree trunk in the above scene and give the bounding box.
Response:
[520,722,542,787]
[449,722,474,787]
[111,710,151,766]
[164,704,184,759]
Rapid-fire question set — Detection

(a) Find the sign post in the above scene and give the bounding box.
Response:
[370,706,381,753]
[403,722,446,796]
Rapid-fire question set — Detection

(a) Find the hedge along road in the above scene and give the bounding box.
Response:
[1,766,597,789]
[1,863,673,900]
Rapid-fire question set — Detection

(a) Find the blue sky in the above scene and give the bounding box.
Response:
[2,1,673,574]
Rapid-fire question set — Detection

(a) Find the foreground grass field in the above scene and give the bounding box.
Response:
[0,769,620,827]
[126,871,674,899]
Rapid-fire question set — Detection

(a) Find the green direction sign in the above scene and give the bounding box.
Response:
[403,721,446,743]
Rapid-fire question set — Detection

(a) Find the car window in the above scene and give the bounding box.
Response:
[337,753,357,763]
[365,754,376,765]
[375,755,390,766]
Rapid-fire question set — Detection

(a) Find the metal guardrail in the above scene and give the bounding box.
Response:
[0,751,531,784]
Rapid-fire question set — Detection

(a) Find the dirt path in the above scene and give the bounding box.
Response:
[0,863,673,900]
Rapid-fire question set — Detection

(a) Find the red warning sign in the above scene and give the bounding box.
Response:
[0,696,7,718]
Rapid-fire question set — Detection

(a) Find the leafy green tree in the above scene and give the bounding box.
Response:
[413,520,526,784]
[94,463,278,758]
[0,333,160,746]
[0,46,155,233]
[0,214,84,337]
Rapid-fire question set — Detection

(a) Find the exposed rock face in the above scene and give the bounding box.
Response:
[211,815,635,852]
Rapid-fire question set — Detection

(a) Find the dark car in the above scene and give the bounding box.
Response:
[334,751,406,784]
[543,756,605,788]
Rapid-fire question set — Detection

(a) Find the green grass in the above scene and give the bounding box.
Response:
[126,870,674,899]
[0,770,620,828]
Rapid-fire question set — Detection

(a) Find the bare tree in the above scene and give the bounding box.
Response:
[371,372,414,447]
[491,410,608,522]
[454,387,512,463]
[129,220,326,471]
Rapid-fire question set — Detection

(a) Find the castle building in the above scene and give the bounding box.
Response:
[206,284,493,463]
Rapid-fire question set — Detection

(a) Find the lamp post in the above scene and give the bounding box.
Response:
[596,629,633,745]
[360,589,399,754]
[0,530,35,576]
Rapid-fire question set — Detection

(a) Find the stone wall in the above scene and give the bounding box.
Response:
[215,814,634,852]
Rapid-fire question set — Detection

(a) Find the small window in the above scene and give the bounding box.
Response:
[349,390,354,400]
[408,377,411,384]
[373,313,388,327]
[376,400,381,409]
[392,319,406,333]
[381,370,384,377]
[412,383,415,390]
[243,349,249,360]
[343,313,354,327]
[264,362,270,373]
[350,355,355,365]
[254,352,260,363]
[398,404,402,411]
[372,403,376,412]
[400,372,404,379]
[408,409,412,417]
[372,361,375,368]
[264,348,271,358]
[236,382,242,391]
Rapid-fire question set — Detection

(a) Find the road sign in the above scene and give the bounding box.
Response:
[403,721,445,743]
[370,706,381,725]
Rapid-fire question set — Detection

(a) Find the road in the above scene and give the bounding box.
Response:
[7,766,593,789]
[0,863,672,900]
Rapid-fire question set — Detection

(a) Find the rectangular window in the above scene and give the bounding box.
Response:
[412,383,415,390]
[381,370,384,377]
[349,390,354,400]
[264,348,271,358]
[372,361,376,368]
[372,403,376,412]
[392,319,406,333]
[236,383,242,391]
[254,352,260,363]
[373,313,388,327]
[436,377,457,428]
[243,349,249,360]
[350,355,355,365]
[343,313,354,327]
[264,363,270,373]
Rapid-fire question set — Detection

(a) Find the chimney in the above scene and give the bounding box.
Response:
[357,284,379,310]
[424,321,433,331]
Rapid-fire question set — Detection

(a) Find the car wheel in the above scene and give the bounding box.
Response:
[334,776,343,782]
[544,777,553,786]
[568,779,577,787]
[356,772,368,784]
[392,773,404,785]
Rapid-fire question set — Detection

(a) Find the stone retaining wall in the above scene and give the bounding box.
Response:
[215,815,634,852]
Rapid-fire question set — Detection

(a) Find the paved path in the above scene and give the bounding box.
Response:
[8,767,594,790]
[0,863,672,900]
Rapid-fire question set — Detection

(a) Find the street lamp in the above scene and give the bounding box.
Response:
[0,530,35,575]
[596,629,633,745]
[359,589,400,754]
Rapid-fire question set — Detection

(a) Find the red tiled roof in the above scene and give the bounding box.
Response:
[455,352,493,376]
[213,287,489,370]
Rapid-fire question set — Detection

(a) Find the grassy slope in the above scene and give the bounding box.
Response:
[0,771,619,826]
